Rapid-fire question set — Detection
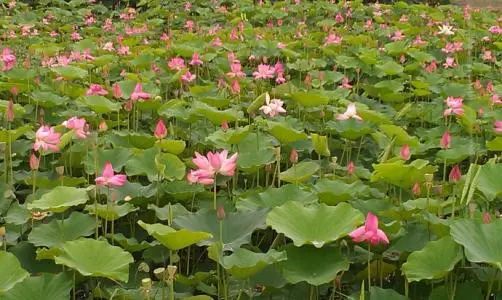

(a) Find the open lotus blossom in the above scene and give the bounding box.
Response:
[86,84,108,96]
[259,93,286,117]
[168,57,186,70]
[390,30,405,41]
[253,64,275,80]
[187,150,238,185]
[494,121,502,133]
[130,83,151,101]
[324,33,342,46]
[337,103,362,121]
[33,125,61,152]
[444,96,464,116]
[190,52,203,66]
[440,131,452,149]
[442,42,463,54]
[443,57,457,68]
[154,119,167,139]
[349,212,389,246]
[95,162,127,187]
[339,77,352,89]
[181,70,196,83]
[227,62,246,78]
[62,117,89,139]
[438,24,455,35]
[1,48,16,71]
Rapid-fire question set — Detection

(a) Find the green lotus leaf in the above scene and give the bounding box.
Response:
[31,91,67,107]
[161,181,204,200]
[107,132,156,149]
[28,212,95,248]
[279,245,349,286]
[371,159,438,188]
[376,61,404,76]
[379,124,419,147]
[174,209,268,251]
[450,219,502,270]
[125,147,159,181]
[266,121,308,144]
[85,203,138,221]
[279,161,319,184]
[219,248,287,279]
[436,145,476,165]
[486,137,502,151]
[290,91,329,107]
[402,236,462,282]
[155,152,186,181]
[314,179,370,205]
[2,273,72,300]
[157,139,186,155]
[55,238,133,282]
[51,66,87,80]
[369,287,407,300]
[311,133,330,157]
[266,202,364,248]
[78,96,121,114]
[0,125,31,143]
[326,120,374,140]
[0,251,29,293]
[108,233,151,253]
[138,220,212,250]
[475,163,502,201]
[206,126,251,147]
[237,149,276,173]
[84,147,132,175]
[237,184,317,210]
[4,202,30,225]
[27,186,89,213]
[192,102,241,125]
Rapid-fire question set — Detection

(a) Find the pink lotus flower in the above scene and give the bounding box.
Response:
[424,60,438,73]
[62,117,89,139]
[337,103,362,121]
[494,121,502,133]
[112,83,123,99]
[290,148,298,164]
[400,144,411,160]
[412,182,421,196]
[168,57,186,71]
[324,33,342,46]
[190,52,203,66]
[187,150,238,185]
[253,64,275,80]
[347,161,355,175]
[154,119,167,139]
[339,77,352,89]
[1,48,16,71]
[33,125,61,153]
[390,30,405,41]
[102,42,115,52]
[442,42,463,54]
[130,83,151,101]
[349,212,389,246]
[86,84,108,96]
[412,36,427,47]
[71,31,82,41]
[440,131,451,149]
[95,162,127,187]
[482,50,494,62]
[259,93,286,117]
[449,165,461,182]
[229,80,240,94]
[181,70,196,83]
[443,57,457,69]
[30,153,40,170]
[444,96,464,116]
[227,62,246,78]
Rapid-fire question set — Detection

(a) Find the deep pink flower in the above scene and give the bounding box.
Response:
[400,144,411,160]
[349,212,389,246]
[95,162,127,187]
[253,64,275,80]
[449,165,462,182]
[190,52,203,66]
[444,96,464,116]
[259,93,286,117]
[33,125,61,152]
[130,83,151,101]
[494,121,502,133]
[1,48,16,71]
[86,84,108,96]
[187,150,238,185]
[337,103,362,121]
[440,131,451,149]
[154,119,167,139]
[181,70,196,83]
[62,117,89,139]
[347,161,355,175]
[30,153,40,170]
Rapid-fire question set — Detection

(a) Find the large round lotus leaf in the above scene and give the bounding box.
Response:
[157,139,186,155]
[435,145,476,165]
[109,233,151,253]
[161,181,204,200]
[148,203,190,221]
[4,202,31,225]
[206,126,251,147]
[376,61,404,76]
[450,219,502,270]
[78,96,121,114]
[28,212,95,248]
[290,91,329,107]
[266,121,308,144]
[191,102,241,125]
[0,251,29,292]
[475,163,502,201]
[279,161,319,184]
[125,147,160,181]
[371,159,438,189]
[237,149,276,173]
[311,133,330,157]
[326,119,374,140]
[27,186,89,213]
[369,287,407,300]
[155,152,186,181]
[85,203,138,221]
[266,202,364,248]
[54,238,133,282]
[2,273,72,300]
[51,66,87,79]
[379,124,419,147]
[402,236,462,282]
[279,245,349,286]
[314,179,370,205]
[83,147,132,175]
[174,209,268,251]
[219,248,287,279]
[237,184,317,210]
[138,220,212,250]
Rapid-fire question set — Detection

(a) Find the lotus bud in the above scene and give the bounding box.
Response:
[482,212,492,224]
[412,182,421,196]
[6,100,14,122]
[167,265,177,281]
[221,120,229,131]
[400,144,411,160]
[347,161,355,175]
[112,83,123,99]
[55,166,65,177]
[216,205,226,221]
[98,120,108,132]
[29,153,40,170]
[440,131,451,149]
[448,165,461,182]
[153,267,166,281]
[154,119,167,139]
[289,148,298,164]
[154,95,162,101]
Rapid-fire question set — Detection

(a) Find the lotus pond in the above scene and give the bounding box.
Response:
[0,0,501,299]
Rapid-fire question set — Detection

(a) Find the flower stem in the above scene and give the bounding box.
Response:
[367,243,371,291]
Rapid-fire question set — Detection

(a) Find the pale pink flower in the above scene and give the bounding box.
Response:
[253,64,275,80]
[412,36,427,47]
[181,70,196,83]
[442,42,463,54]
[184,20,195,32]
[71,31,82,41]
[482,50,494,62]
[103,18,114,32]
[86,84,108,96]
[440,131,451,149]
[62,117,89,139]
[1,48,16,71]
[444,96,464,116]
[494,121,502,133]
[184,2,192,11]
[443,57,457,68]
[349,212,389,246]
[168,57,186,71]
[112,83,123,99]
[488,26,502,34]
[117,45,130,56]
[259,93,286,117]
[229,80,240,95]
[324,33,342,46]
[95,162,127,187]
[187,150,238,185]
[390,30,405,41]
[277,42,286,49]
[33,125,61,152]
[425,60,437,73]
[190,52,203,66]
[130,83,151,101]
[227,62,246,78]
[102,42,115,52]
[339,77,352,89]
[154,120,167,139]
[211,37,223,47]
[337,103,362,121]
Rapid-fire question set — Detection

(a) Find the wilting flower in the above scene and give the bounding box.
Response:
[95,162,127,187]
[187,150,238,185]
[449,165,461,182]
[440,131,451,149]
[168,57,186,71]
[290,148,298,164]
[154,119,167,139]
[438,24,455,35]
[253,64,275,80]
[86,84,108,96]
[444,96,464,116]
[33,125,61,152]
[400,144,411,160]
[337,103,362,121]
[1,48,16,71]
[349,212,389,246]
[181,70,196,83]
[130,83,151,101]
[62,117,89,139]
[259,93,286,117]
